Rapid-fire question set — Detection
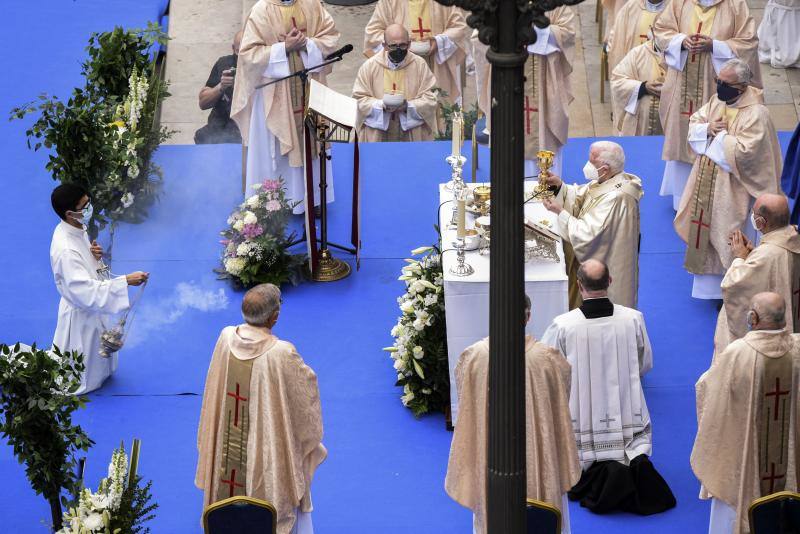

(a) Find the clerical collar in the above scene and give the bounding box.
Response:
[579,297,614,319]
[645,0,664,12]
[754,328,786,334]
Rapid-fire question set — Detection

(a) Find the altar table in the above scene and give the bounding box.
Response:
[439,182,569,424]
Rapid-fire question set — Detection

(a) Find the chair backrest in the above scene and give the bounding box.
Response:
[203,496,277,534]
[750,491,800,534]
[526,499,562,534]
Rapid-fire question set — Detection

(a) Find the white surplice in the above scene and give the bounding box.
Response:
[542,304,653,469]
[757,0,800,68]
[245,41,333,214]
[50,221,130,394]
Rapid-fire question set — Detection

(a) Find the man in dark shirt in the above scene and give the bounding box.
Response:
[195,31,243,144]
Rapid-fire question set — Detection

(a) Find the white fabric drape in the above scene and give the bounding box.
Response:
[758,0,800,68]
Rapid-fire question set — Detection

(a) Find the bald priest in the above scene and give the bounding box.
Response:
[196,284,326,534]
[353,24,438,142]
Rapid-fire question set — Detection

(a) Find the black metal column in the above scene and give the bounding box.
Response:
[486,0,527,529]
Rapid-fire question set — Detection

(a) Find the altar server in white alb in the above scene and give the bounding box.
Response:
[232,0,340,214]
[542,260,676,515]
[49,184,149,394]
[543,141,642,310]
[757,0,800,69]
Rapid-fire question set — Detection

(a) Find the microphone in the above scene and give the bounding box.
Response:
[325,44,353,60]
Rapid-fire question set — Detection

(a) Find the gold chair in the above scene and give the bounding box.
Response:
[526,498,562,534]
[749,491,800,534]
[203,496,277,534]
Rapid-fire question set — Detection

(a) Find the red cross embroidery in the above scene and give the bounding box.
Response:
[765,377,791,421]
[220,468,245,497]
[681,100,695,117]
[690,208,709,248]
[290,17,307,33]
[524,96,538,135]
[762,462,785,494]
[227,383,248,427]
[411,17,431,40]
[690,22,703,63]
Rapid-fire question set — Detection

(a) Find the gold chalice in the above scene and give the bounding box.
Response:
[473,185,491,216]
[532,149,555,200]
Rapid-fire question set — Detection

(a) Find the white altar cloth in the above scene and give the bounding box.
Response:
[440,183,569,424]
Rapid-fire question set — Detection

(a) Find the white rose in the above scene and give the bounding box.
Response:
[415,309,430,322]
[400,301,415,314]
[243,211,258,225]
[393,359,406,371]
[246,195,260,208]
[412,319,425,331]
[83,513,104,530]
[412,346,424,360]
[410,280,426,295]
[233,220,245,232]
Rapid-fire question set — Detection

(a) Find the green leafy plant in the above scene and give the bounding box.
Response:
[112,476,158,534]
[10,23,171,239]
[0,344,93,531]
[434,89,480,142]
[384,245,450,417]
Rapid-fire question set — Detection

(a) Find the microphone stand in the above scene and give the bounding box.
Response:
[256,53,356,256]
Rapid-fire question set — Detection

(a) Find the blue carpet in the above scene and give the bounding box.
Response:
[2,2,800,532]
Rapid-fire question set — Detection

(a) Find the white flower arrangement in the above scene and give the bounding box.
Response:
[57,447,128,534]
[383,246,449,417]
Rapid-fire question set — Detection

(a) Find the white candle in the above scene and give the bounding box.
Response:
[457,198,466,238]
[452,114,462,158]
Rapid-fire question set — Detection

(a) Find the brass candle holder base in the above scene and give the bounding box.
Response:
[310,248,351,282]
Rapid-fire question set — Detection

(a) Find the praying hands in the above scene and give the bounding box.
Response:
[728,229,753,259]
[682,34,713,54]
[283,27,307,52]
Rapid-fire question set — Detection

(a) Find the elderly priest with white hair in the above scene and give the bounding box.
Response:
[692,292,800,534]
[714,193,800,357]
[196,283,326,534]
[542,260,676,515]
[446,294,581,534]
[543,141,643,309]
[675,58,782,301]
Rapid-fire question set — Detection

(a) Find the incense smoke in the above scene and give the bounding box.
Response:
[125,281,229,348]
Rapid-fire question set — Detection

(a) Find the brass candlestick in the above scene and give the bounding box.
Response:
[532,149,555,200]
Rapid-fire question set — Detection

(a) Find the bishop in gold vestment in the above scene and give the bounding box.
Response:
[654,0,759,210]
[445,296,580,534]
[473,8,575,178]
[714,195,800,355]
[674,68,781,300]
[692,293,800,534]
[196,284,326,534]
[544,141,643,309]
[363,0,468,109]
[232,0,340,214]
[352,27,438,142]
[611,40,667,136]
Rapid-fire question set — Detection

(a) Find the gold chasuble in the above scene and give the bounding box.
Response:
[692,330,800,534]
[216,355,254,501]
[382,68,407,141]
[611,42,666,136]
[681,5,717,123]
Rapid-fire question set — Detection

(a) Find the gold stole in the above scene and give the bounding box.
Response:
[684,105,739,273]
[523,54,540,160]
[407,0,433,42]
[382,67,407,141]
[280,2,308,143]
[636,10,659,46]
[758,354,793,496]
[215,354,254,502]
[679,4,717,126]
[647,46,666,136]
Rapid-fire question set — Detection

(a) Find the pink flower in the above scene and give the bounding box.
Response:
[262,179,280,191]
[265,200,281,212]
[242,224,264,239]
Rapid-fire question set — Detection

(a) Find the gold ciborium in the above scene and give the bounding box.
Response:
[532,149,555,200]
[473,185,491,216]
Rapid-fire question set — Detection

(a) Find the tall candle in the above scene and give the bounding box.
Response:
[457,198,466,238]
[452,114,462,158]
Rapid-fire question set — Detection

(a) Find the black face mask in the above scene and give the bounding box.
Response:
[716,80,743,103]
[388,47,408,64]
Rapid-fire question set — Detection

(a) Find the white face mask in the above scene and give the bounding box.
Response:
[750,212,761,233]
[70,203,93,226]
[583,161,600,182]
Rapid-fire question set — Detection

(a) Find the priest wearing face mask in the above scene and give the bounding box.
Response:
[713,194,800,358]
[654,0,760,210]
[353,24,438,142]
[610,29,667,136]
[543,141,643,310]
[674,58,782,301]
[49,184,149,394]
